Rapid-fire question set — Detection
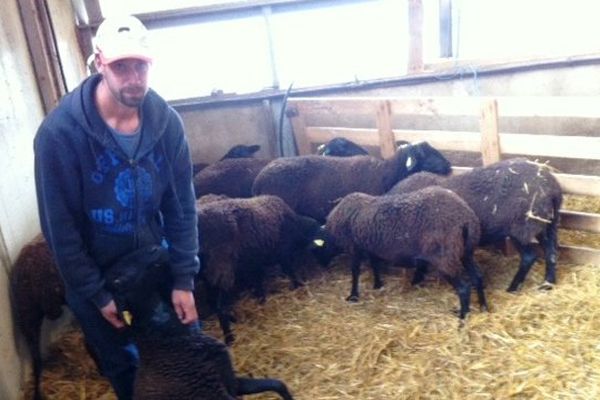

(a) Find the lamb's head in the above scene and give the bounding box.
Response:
[400,141,452,176]
[104,247,191,336]
[317,137,369,157]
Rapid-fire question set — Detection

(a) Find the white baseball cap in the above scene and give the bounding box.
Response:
[94,15,153,64]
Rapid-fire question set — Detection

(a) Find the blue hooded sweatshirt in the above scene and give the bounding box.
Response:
[34,74,200,308]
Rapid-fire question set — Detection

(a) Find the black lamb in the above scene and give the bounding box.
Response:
[105,262,294,400]
[387,158,563,291]
[323,187,487,319]
[252,141,452,222]
[196,194,321,344]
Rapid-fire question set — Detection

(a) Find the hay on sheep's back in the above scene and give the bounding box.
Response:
[32,249,600,400]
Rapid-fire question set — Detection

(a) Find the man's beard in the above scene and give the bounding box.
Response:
[118,86,146,107]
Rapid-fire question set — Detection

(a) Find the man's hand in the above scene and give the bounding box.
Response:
[100,300,126,329]
[172,289,198,324]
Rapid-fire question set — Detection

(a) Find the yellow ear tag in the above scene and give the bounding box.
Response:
[123,310,133,326]
[313,239,325,247]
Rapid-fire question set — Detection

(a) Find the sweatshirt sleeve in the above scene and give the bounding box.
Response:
[34,122,113,308]
[159,111,201,291]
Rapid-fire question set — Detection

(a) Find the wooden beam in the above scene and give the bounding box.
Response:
[479,99,501,166]
[17,0,67,113]
[554,173,600,196]
[376,101,396,158]
[558,245,600,266]
[560,210,600,233]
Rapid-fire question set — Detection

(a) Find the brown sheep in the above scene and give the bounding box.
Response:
[10,234,65,400]
[324,187,487,319]
[388,158,563,291]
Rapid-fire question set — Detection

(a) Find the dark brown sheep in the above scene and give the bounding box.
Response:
[10,234,65,400]
[324,187,487,319]
[196,194,321,344]
[252,141,452,222]
[388,158,563,291]
[193,158,271,199]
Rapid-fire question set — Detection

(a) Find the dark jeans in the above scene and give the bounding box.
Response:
[66,290,139,400]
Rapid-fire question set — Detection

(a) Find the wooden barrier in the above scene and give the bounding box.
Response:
[287,96,600,265]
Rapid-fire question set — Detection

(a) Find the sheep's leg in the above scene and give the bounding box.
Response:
[507,241,538,292]
[447,275,471,320]
[216,290,236,345]
[346,256,362,302]
[369,255,384,289]
[236,377,294,400]
[411,259,428,286]
[464,258,488,312]
[537,221,559,289]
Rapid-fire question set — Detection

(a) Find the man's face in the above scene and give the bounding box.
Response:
[97,56,150,108]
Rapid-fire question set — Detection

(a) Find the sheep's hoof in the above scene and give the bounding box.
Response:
[225,334,235,346]
[346,294,359,302]
[538,281,554,291]
[506,285,520,293]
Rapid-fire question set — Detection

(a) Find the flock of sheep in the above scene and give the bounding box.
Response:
[10,138,563,400]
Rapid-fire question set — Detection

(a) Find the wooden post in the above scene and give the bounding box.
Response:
[376,100,396,158]
[479,99,501,166]
[408,0,424,73]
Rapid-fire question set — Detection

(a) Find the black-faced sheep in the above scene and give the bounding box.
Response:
[10,234,65,400]
[105,262,295,400]
[196,194,321,344]
[193,139,377,199]
[387,158,563,291]
[323,187,487,319]
[317,137,369,156]
[252,141,452,223]
[192,144,261,176]
[193,144,261,175]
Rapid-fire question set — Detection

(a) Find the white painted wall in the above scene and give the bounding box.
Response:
[0,1,46,398]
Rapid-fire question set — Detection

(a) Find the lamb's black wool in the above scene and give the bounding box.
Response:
[324,187,487,319]
[105,263,294,400]
[388,158,563,291]
[253,141,452,222]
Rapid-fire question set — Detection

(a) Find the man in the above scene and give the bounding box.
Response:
[34,15,200,399]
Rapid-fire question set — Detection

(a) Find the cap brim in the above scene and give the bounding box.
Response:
[100,53,153,64]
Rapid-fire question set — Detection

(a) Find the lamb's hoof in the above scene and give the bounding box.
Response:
[373,283,384,290]
[538,281,554,291]
[346,294,359,302]
[506,285,520,293]
[480,304,490,313]
[225,334,235,346]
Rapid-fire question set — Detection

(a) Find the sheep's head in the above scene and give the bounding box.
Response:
[404,141,452,175]
[318,137,369,157]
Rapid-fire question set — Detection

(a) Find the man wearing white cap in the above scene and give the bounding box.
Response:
[34,15,200,399]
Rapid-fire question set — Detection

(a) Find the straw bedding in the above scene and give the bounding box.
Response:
[22,196,600,400]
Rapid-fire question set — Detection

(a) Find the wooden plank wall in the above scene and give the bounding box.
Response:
[287,96,600,266]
